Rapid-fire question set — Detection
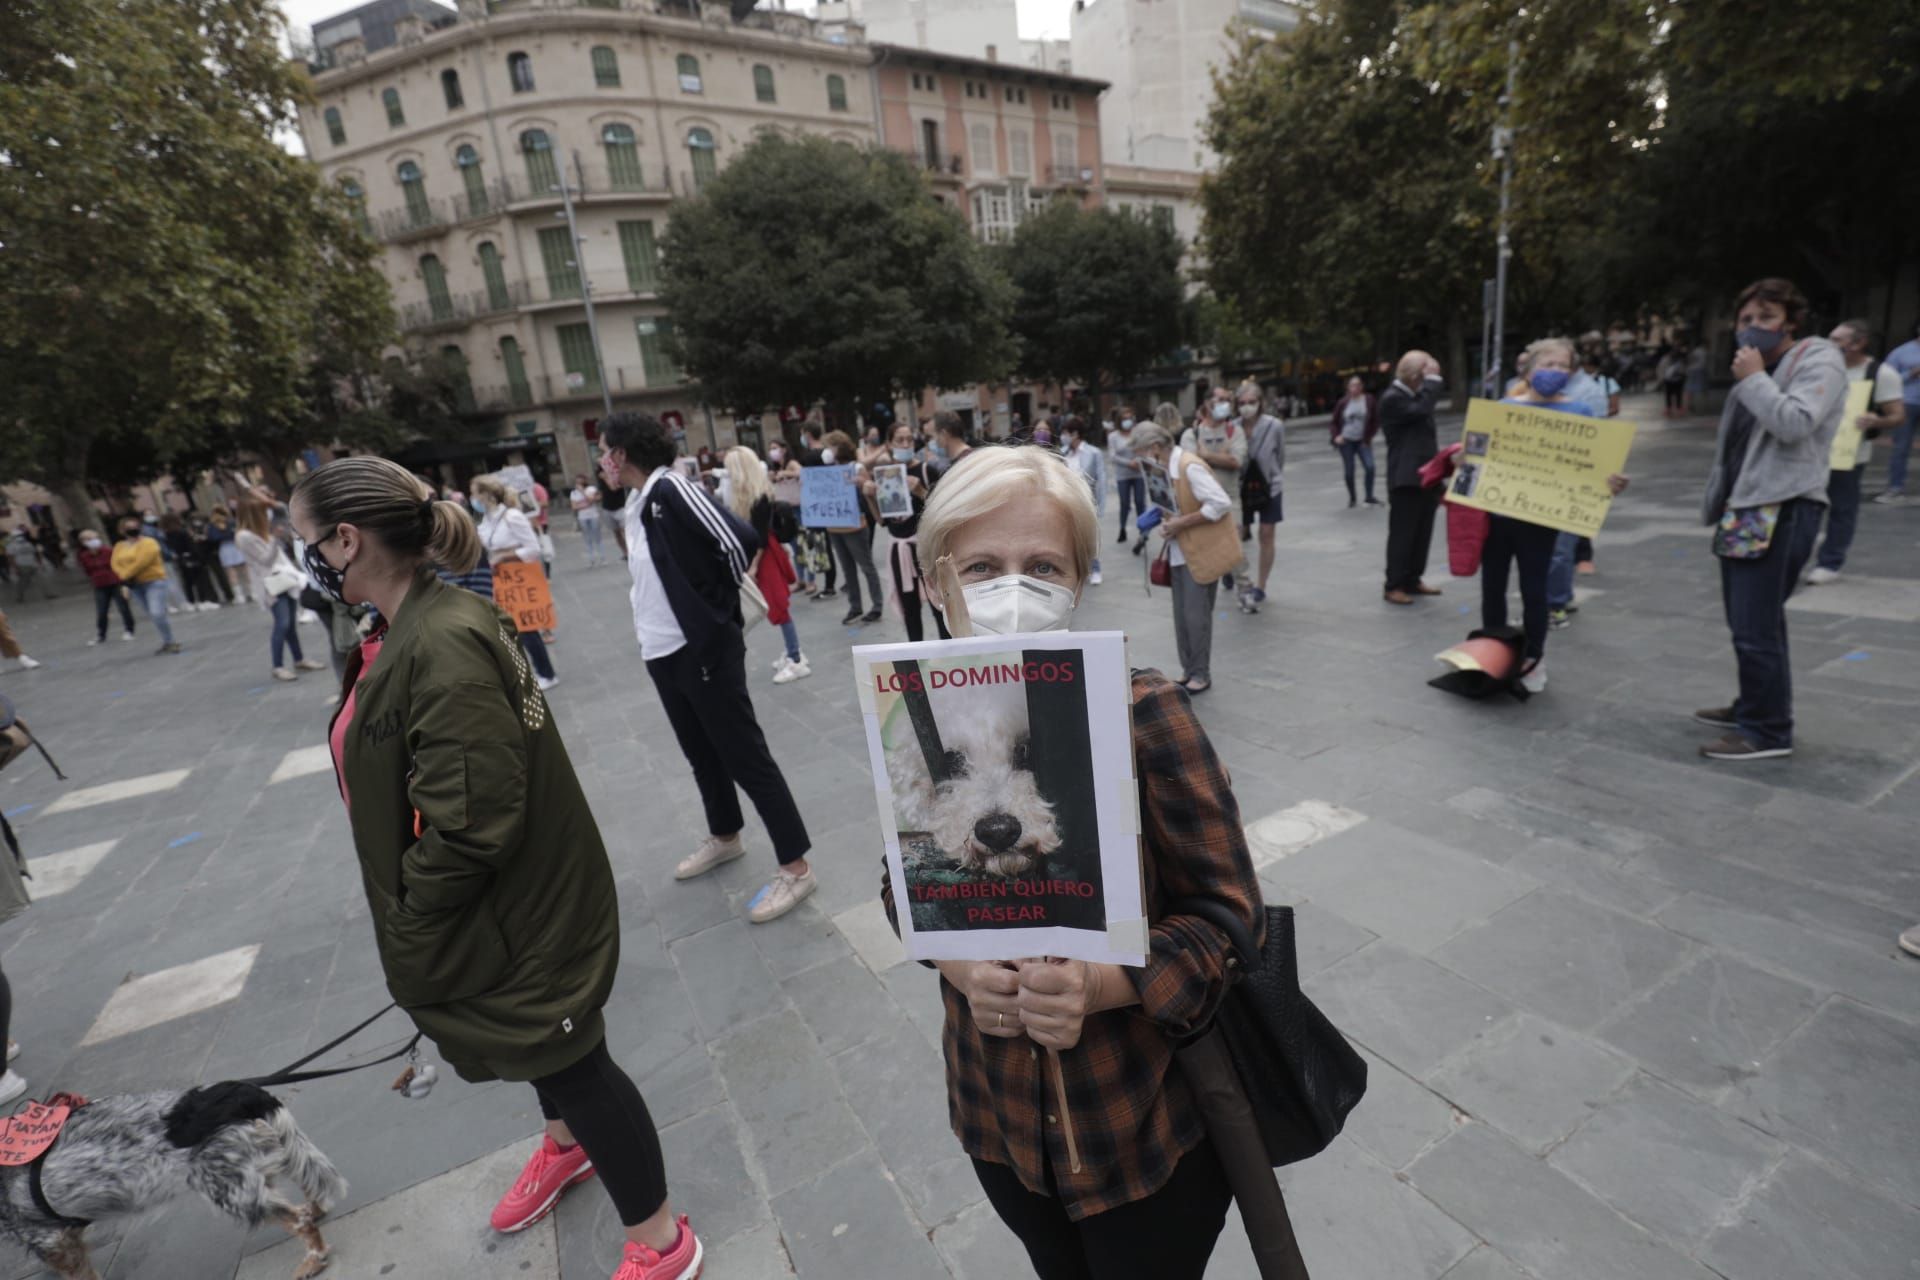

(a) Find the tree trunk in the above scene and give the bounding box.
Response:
[1447,312,1470,412]
[54,480,100,535]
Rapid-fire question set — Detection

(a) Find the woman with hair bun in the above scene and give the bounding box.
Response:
[290,456,702,1280]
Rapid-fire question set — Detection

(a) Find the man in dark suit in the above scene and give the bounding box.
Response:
[1380,350,1446,604]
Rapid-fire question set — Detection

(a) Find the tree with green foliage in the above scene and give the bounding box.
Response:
[995,201,1185,407]
[658,133,1014,423]
[0,0,396,518]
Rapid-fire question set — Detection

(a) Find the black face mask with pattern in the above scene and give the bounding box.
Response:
[303,540,348,605]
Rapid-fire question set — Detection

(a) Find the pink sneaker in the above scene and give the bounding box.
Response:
[612,1216,703,1280]
[489,1135,595,1233]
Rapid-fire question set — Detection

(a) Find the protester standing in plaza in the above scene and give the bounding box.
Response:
[1235,379,1287,612]
[4,529,53,605]
[1874,320,1920,504]
[1659,347,1688,418]
[723,446,809,683]
[0,700,36,1101]
[1179,387,1249,586]
[210,506,251,602]
[926,409,976,484]
[821,429,884,625]
[472,475,560,692]
[1807,320,1904,584]
[110,517,179,655]
[76,530,136,645]
[1685,343,1708,415]
[1062,416,1107,586]
[158,514,216,611]
[570,473,608,568]
[1381,351,1446,605]
[1132,419,1238,695]
[289,456,703,1280]
[599,413,817,923]
[1107,407,1145,543]
[1695,278,1845,761]
[1329,375,1381,508]
[237,498,326,682]
[867,422,949,643]
[889,443,1263,1280]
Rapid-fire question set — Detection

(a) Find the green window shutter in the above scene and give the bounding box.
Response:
[637,316,679,383]
[420,254,452,321]
[557,323,600,392]
[398,162,432,226]
[324,107,346,146]
[456,145,488,216]
[592,46,620,87]
[827,75,847,112]
[753,65,775,103]
[383,88,405,127]
[500,337,532,406]
[603,124,643,190]
[687,129,716,191]
[522,130,559,196]
[617,220,658,293]
[537,226,579,299]
[478,242,511,311]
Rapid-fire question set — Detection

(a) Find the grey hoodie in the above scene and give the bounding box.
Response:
[1701,336,1846,523]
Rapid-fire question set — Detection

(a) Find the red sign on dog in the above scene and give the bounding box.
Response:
[0,1100,73,1166]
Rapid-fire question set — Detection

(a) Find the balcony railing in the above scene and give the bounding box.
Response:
[1049,164,1090,185]
[523,269,661,306]
[368,170,677,244]
[398,281,532,333]
[468,363,684,413]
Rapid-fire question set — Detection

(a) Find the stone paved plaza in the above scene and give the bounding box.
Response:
[0,394,1916,1279]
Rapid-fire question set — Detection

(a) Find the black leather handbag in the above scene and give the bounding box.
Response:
[1169,896,1369,1167]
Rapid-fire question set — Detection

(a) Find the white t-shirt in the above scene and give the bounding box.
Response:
[1846,359,1905,466]
[1177,418,1247,506]
[570,485,601,520]
[1166,446,1231,569]
[624,468,688,660]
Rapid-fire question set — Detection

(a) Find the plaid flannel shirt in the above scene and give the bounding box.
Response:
[882,670,1264,1220]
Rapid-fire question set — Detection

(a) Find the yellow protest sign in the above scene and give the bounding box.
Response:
[1447,399,1638,537]
[492,561,555,633]
[1827,380,1872,471]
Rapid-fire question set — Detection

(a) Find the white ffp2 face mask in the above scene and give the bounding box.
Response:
[956,574,1077,635]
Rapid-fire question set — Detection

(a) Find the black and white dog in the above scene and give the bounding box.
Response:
[0,1082,345,1279]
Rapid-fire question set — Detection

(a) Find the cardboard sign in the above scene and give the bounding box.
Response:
[872,463,914,521]
[852,631,1146,967]
[1828,380,1873,472]
[492,562,555,633]
[0,1101,71,1167]
[1446,399,1638,537]
[800,465,862,529]
[495,464,536,498]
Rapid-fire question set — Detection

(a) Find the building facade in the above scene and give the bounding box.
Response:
[296,0,875,477]
[816,0,1070,72]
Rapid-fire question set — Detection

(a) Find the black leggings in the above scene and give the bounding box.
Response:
[93,586,135,640]
[0,962,12,1051]
[1481,514,1559,660]
[531,1038,667,1227]
[888,543,950,644]
[1664,381,1685,409]
[972,1140,1233,1280]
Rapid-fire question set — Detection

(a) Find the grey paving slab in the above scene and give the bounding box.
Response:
[828,1017,980,1224]
[1594,953,1821,1095]
[1625,842,1913,952]
[1699,1150,1920,1280]
[780,953,900,1058]
[1259,820,1539,954]
[667,918,788,1038]
[880,956,951,1055]
[697,1221,796,1280]
[1283,896,1378,980]
[1409,1123,1721,1280]
[1428,1012,1637,1154]
[769,1152,950,1280]
[1276,1137,1478,1280]
[1727,997,1920,1205]
[709,1008,870,1198]
[1493,836,1680,917]
[1342,1046,1461,1170]
[1655,893,1920,1021]
[931,1196,1034,1280]
[1304,941,1516,1078]
[1433,890,1698,1031]
[1438,1245,1535,1280]
[1549,1075,1783,1250]
[1446,785,1653,861]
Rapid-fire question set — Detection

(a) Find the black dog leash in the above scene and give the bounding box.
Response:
[240,1003,423,1088]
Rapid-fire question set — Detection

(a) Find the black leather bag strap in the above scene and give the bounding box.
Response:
[1166,895,1260,972]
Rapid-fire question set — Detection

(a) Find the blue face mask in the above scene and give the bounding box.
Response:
[892,447,914,462]
[1736,325,1786,355]
[1528,368,1571,397]
[927,441,949,462]
[470,497,485,515]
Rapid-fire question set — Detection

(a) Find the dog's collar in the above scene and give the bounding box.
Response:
[895,661,952,785]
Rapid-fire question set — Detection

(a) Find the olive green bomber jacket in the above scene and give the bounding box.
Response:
[330,567,617,1083]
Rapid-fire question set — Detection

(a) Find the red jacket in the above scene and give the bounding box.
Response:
[77,545,121,588]
[1328,393,1380,445]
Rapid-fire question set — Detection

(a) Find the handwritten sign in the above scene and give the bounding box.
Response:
[1828,380,1873,472]
[1446,399,1637,537]
[492,562,555,633]
[0,1101,71,1167]
[800,465,861,529]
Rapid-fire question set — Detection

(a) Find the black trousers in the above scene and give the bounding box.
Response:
[646,626,810,864]
[532,1038,667,1226]
[1481,515,1559,660]
[889,543,950,644]
[972,1141,1233,1280]
[1385,485,1438,592]
[93,585,135,639]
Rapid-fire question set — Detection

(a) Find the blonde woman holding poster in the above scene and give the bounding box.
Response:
[471,475,559,692]
[879,445,1263,1280]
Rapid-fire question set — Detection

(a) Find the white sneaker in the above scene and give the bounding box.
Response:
[747,866,817,923]
[1089,569,1103,585]
[1872,490,1907,506]
[271,666,297,682]
[772,654,790,672]
[773,657,812,684]
[121,630,135,642]
[14,656,39,671]
[1519,661,1548,694]
[1805,566,1840,585]
[535,674,559,692]
[166,605,180,615]
[297,609,320,624]
[87,637,103,647]
[199,602,220,612]
[676,834,746,880]
[6,1039,18,1063]
[294,658,328,672]
[0,1070,27,1108]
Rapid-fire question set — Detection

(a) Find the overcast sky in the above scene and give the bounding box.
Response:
[276,0,1078,40]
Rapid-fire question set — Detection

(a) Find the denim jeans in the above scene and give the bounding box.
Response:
[1547,531,1580,609]
[136,580,175,646]
[94,585,136,640]
[1719,498,1820,750]
[1114,475,1146,533]
[269,592,305,667]
[1888,402,1920,493]
[778,620,801,662]
[1337,439,1376,502]
[1815,468,1862,571]
[519,629,555,680]
[579,516,605,564]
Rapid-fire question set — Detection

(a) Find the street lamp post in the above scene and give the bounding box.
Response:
[558,153,615,418]
[1486,39,1518,398]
